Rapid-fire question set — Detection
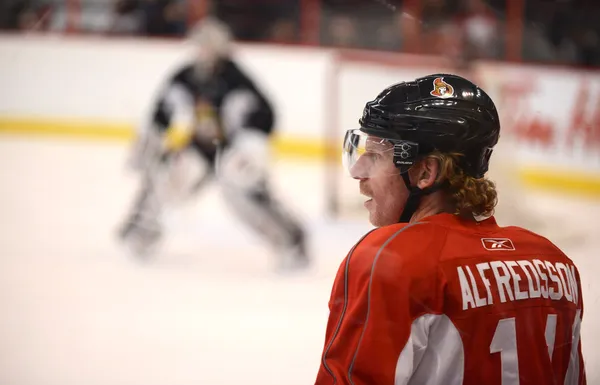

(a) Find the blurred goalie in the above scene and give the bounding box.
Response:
[118,17,309,271]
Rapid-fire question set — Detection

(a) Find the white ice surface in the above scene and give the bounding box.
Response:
[0,136,598,385]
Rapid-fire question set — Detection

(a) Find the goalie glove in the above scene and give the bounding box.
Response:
[127,123,194,173]
[216,129,270,191]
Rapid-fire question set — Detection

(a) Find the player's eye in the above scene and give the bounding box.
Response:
[363,151,383,163]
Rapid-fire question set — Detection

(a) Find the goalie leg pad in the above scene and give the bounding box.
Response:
[222,184,306,251]
[119,176,165,256]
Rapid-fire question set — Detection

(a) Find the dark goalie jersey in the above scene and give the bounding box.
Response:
[151,58,274,163]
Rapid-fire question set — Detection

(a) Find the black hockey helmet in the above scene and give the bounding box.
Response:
[343,74,500,222]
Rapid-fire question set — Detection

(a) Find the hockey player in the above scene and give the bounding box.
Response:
[315,74,586,384]
[118,18,308,271]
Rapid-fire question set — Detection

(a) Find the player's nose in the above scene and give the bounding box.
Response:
[350,155,369,180]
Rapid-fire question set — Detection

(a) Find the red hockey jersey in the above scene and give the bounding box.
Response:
[315,213,585,385]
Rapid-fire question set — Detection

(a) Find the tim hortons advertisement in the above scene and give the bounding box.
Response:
[478,63,600,173]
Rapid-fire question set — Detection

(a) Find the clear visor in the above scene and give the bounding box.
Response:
[342,129,401,179]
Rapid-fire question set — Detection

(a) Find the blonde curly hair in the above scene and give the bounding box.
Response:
[428,151,498,218]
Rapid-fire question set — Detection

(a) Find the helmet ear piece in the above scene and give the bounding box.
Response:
[392,140,419,170]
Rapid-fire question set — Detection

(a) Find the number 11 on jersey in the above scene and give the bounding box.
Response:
[490,310,582,385]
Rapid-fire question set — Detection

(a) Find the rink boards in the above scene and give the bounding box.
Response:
[0,35,599,198]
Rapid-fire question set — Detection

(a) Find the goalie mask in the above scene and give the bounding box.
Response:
[343,74,500,223]
[188,17,232,80]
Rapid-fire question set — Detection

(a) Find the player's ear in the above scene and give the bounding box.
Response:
[412,157,439,189]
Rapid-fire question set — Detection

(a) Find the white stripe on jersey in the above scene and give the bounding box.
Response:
[395,314,465,385]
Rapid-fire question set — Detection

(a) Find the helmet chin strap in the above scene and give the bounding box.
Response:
[398,171,444,223]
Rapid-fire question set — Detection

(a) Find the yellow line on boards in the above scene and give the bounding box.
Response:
[1,117,599,198]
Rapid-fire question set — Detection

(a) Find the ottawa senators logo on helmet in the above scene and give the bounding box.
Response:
[430,77,455,98]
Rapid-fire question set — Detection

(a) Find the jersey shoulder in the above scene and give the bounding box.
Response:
[164,62,197,91]
[350,222,447,311]
[499,224,575,263]
[223,59,253,85]
[361,221,448,251]
[169,62,194,80]
[506,225,565,250]
[355,221,449,273]
[222,60,271,100]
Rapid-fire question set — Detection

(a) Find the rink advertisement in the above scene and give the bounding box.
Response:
[477,62,600,195]
[0,34,598,196]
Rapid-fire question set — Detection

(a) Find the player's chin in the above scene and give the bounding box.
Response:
[368,205,401,227]
[369,214,389,228]
[364,201,376,223]
[367,205,386,227]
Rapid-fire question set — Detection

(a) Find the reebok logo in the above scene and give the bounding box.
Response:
[481,238,515,251]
